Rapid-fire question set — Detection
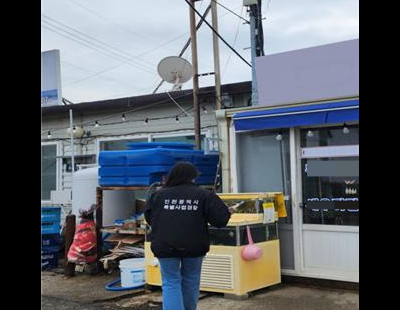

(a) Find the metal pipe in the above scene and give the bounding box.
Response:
[69,109,75,174]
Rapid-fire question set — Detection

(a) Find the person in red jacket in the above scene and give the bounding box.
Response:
[145,161,232,310]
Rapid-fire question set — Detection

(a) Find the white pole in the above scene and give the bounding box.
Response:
[69,109,75,175]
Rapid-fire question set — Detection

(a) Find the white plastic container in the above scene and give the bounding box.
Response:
[119,258,145,288]
[72,167,136,226]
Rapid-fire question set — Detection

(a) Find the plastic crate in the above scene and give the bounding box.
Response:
[98,142,219,187]
[41,233,60,248]
[41,207,61,223]
[41,247,59,270]
[41,221,60,235]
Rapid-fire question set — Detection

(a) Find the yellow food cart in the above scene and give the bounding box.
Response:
[145,192,286,298]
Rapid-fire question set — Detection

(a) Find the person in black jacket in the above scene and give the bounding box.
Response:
[145,161,232,310]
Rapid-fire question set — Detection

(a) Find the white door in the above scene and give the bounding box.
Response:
[298,125,359,282]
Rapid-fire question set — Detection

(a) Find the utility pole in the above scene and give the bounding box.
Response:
[249,4,258,106]
[152,4,212,94]
[244,0,264,106]
[189,0,201,150]
[211,0,222,110]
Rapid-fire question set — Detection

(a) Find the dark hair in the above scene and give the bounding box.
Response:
[165,161,199,187]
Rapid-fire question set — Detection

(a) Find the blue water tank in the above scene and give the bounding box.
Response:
[98,142,219,186]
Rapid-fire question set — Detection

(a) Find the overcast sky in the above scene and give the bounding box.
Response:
[41,0,359,103]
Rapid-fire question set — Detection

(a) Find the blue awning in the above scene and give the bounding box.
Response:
[233,99,359,132]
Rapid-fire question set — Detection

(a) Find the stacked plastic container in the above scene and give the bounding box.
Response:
[41,206,61,270]
[98,142,219,187]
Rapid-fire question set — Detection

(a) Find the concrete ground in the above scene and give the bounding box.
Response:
[197,285,359,310]
[41,271,359,310]
[41,269,145,303]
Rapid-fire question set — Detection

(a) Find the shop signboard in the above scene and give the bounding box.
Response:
[41,50,62,107]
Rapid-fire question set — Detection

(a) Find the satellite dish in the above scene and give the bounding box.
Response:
[157,56,193,91]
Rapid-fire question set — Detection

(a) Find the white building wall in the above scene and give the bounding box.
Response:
[42,99,234,191]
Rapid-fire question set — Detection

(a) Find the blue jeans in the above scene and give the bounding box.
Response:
[158,256,204,310]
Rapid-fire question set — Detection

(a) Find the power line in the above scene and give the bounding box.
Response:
[45,124,217,141]
[211,0,249,23]
[41,23,156,75]
[50,3,241,89]
[41,14,156,69]
[41,22,155,75]
[62,60,92,73]
[63,0,176,53]
[167,92,194,119]
[182,0,252,68]
[53,32,191,88]
[41,91,195,134]
[41,17,155,74]
[222,6,243,78]
[153,3,212,94]
[98,82,161,101]
[152,3,243,94]
[43,111,198,138]
[41,21,154,74]
[62,60,156,92]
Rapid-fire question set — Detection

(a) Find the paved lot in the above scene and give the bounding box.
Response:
[197,285,359,310]
[41,271,359,310]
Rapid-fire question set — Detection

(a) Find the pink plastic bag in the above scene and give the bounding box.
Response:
[241,226,263,261]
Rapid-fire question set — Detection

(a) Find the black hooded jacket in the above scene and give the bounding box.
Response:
[144,183,231,258]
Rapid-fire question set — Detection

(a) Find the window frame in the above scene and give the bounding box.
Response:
[41,141,61,203]
[96,130,213,162]
[298,124,359,227]
[96,134,151,162]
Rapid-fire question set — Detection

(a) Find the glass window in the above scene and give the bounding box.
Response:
[301,124,359,147]
[41,144,57,201]
[302,157,359,226]
[153,135,205,150]
[237,130,292,220]
[301,125,359,226]
[100,138,148,151]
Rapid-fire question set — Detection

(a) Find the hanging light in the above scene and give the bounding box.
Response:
[343,123,350,134]
[122,113,126,122]
[95,121,99,127]
[47,131,51,139]
[67,126,84,138]
[276,131,283,141]
[175,116,179,124]
[202,106,208,114]
[144,118,149,126]
[307,130,314,138]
